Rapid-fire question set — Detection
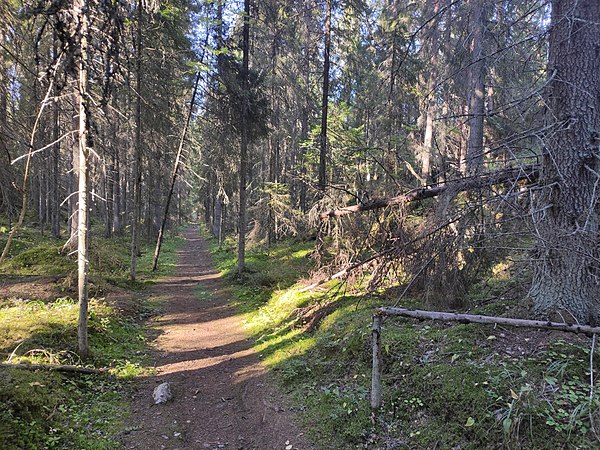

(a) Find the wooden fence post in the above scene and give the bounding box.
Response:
[371,313,383,410]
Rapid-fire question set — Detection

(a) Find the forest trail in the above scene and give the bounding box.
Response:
[121,227,314,450]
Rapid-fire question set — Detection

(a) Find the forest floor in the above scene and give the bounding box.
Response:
[120,226,314,450]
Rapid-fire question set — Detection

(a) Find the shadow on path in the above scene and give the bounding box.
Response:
[121,227,314,450]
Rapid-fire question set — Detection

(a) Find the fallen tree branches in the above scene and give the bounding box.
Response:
[0,362,111,375]
[298,247,396,293]
[377,307,600,336]
[319,164,539,220]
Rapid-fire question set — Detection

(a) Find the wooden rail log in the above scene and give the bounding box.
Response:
[371,306,600,410]
[377,307,600,336]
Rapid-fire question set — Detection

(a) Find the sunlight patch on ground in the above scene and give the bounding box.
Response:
[156,347,256,375]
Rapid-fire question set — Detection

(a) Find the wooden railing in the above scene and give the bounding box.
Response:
[371,307,600,410]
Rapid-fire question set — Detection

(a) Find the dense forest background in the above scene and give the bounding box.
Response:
[3,0,598,325]
[2,1,600,448]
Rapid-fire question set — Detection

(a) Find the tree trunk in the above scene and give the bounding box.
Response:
[152,72,201,271]
[112,153,122,235]
[104,158,113,238]
[530,0,600,325]
[65,113,79,251]
[298,5,312,213]
[130,1,143,280]
[215,195,222,243]
[318,0,331,191]
[464,0,487,175]
[419,0,441,184]
[267,27,280,247]
[0,63,16,220]
[75,0,91,359]
[51,52,61,239]
[236,0,251,273]
[320,165,538,219]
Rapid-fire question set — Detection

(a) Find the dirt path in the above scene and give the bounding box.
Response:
[121,227,314,450]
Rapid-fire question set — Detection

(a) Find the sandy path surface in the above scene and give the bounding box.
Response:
[121,227,314,450]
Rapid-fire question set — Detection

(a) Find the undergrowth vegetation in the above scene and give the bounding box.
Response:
[0,225,182,449]
[209,231,600,449]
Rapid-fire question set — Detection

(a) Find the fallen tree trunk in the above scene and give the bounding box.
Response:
[320,165,538,220]
[377,307,600,336]
[0,362,111,375]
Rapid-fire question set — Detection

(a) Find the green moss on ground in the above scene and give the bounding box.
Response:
[0,225,184,449]
[209,231,600,449]
[0,296,152,449]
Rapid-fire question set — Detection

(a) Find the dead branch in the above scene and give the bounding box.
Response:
[0,362,111,375]
[0,77,58,264]
[300,205,482,293]
[319,165,539,220]
[378,307,600,336]
[298,247,397,293]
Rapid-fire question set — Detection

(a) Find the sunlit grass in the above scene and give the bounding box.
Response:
[209,231,600,449]
[0,224,185,449]
[0,295,153,449]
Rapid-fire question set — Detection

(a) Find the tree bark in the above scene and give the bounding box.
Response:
[0,61,16,219]
[237,0,251,273]
[75,0,91,359]
[104,155,114,238]
[419,0,441,183]
[51,35,61,240]
[267,21,280,247]
[66,128,79,250]
[530,0,600,325]
[371,314,383,410]
[298,5,312,212]
[464,0,487,175]
[377,307,600,337]
[130,1,143,280]
[318,0,331,191]
[112,153,122,235]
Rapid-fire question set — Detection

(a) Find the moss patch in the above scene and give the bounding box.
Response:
[209,232,600,449]
[0,227,184,449]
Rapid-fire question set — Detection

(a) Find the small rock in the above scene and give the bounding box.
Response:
[153,382,173,404]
